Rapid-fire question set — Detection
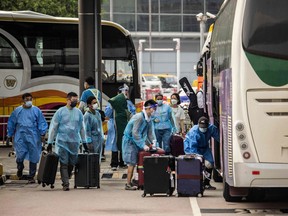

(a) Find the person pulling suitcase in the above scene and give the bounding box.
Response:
[122,99,158,190]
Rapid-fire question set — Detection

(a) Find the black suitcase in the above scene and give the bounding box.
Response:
[74,153,100,189]
[176,154,204,197]
[37,151,59,189]
[142,155,175,197]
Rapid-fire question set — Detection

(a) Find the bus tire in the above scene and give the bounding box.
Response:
[223,182,242,202]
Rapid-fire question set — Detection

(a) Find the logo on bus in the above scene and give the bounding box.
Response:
[4,75,17,90]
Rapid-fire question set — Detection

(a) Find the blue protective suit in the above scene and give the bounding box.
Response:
[152,103,176,130]
[152,103,176,152]
[105,100,136,152]
[122,111,155,166]
[84,110,104,154]
[184,124,220,165]
[47,106,86,165]
[7,105,48,163]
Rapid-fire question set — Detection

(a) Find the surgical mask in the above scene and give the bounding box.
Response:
[156,100,163,106]
[199,127,207,133]
[171,99,178,105]
[92,103,99,110]
[70,101,77,108]
[25,101,32,107]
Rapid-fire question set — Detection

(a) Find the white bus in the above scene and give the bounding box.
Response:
[202,0,288,201]
[0,11,141,141]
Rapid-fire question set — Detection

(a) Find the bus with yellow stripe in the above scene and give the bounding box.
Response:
[0,11,141,140]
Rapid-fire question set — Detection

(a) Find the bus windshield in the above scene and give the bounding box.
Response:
[242,0,288,60]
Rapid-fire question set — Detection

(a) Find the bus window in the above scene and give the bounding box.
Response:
[0,35,22,69]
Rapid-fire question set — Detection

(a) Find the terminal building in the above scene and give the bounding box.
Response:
[101,0,223,83]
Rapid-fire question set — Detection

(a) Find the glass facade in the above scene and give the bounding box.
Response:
[101,0,223,33]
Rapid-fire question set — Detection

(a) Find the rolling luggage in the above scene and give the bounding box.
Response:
[169,134,185,157]
[176,154,204,197]
[74,153,100,189]
[137,148,165,190]
[37,151,59,189]
[142,155,175,197]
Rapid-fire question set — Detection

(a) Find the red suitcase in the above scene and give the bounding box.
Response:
[170,134,185,157]
[137,148,165,190]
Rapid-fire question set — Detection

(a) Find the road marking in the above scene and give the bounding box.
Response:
[190,197,201,216]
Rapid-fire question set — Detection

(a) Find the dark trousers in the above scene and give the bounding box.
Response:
[60,162,74,186]
[17,161,37,178]
[110,151,124,168]
[204,168,213,186]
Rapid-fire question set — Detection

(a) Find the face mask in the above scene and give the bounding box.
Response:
[92,103,99,110]
[25,101,32,107]
[70,101,77,108]
[156,100,163,106]
[171,99,178,105]
[199,127,207,133]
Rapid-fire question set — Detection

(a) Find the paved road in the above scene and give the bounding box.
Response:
[1,147,288,216]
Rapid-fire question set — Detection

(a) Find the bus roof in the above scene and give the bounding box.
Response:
[0,10,130,36]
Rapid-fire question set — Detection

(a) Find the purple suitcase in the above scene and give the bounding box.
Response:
[176,154,204,197]
[169,134,185,157]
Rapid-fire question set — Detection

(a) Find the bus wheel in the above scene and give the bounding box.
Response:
[212,168,223,182]
[223,182,242,202]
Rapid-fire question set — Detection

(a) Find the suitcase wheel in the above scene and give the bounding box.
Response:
[74,186,77,189]
[86,186,90,189]
[166,193,170,197]
[38,180,41,184]
[197,193,203,198]
[150,193,154,196]
[50,185,54,189]
[142,193,146,197]
[42,183,46,187]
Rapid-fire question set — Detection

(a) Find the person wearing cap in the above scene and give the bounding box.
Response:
[183,116,220,190]
[105,84,136,171]
[122,99,157,190]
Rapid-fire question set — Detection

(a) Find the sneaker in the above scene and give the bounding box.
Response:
[27,178,36,184]
[62,185,70,191]
[204,184,216,190]
[101,155,106,162]
[111,167,117,171]
[119,165,128,169]
[125,183,137,191]
[17,169,23,178]
[131,179,138,187]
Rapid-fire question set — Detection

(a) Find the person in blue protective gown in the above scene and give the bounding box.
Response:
[153,93,176,154]
[84,96,104,159]
[105,84,136,171]
[7,93,48,183]
[47,92,87,191]
[122,99,157,190]
[184,116,220,190]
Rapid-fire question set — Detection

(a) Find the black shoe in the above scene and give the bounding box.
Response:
[111,167,117,171]
[28,178,36,184]
[101,155,106,162]
[204,184,216,190]
[119,165,128,169]
[125,183,137,191]
[17,169,23,178]
[131,179,138,187]
[62,183,70,191]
